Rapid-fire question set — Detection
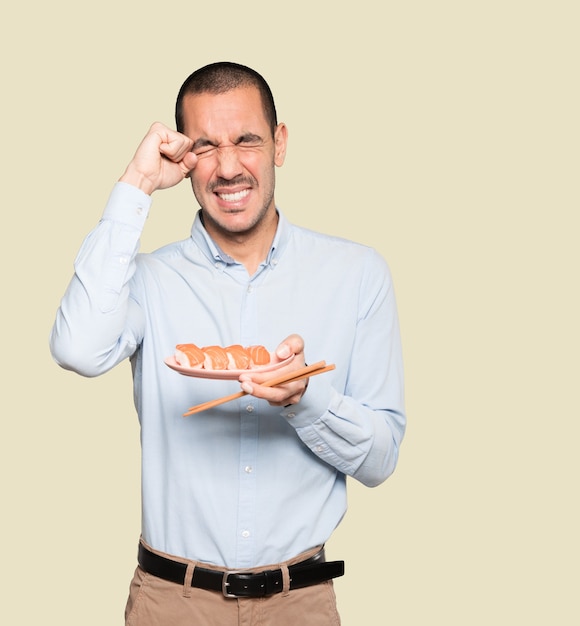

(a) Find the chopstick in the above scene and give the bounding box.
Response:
[183,361,335,416]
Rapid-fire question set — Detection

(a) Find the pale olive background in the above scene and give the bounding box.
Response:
[1,1,578,624]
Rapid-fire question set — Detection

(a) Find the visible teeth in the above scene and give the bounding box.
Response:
[218,189,250,202]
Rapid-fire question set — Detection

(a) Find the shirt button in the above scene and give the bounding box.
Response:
[247,285,253,293]
[287,412,296,418]
[119,256,129,265]
[241,530,251,538]
[246,404,254,413]
[244,466,253,474]
[315,445,324,453]
[136,206,143,215]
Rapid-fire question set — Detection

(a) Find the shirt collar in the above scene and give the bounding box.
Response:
[190,209,291,270]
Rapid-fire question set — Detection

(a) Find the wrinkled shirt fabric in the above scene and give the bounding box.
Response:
[50,182,406,569]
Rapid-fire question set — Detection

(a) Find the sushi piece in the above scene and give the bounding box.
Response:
[225,344,252,370]
[245,345,271,367]
[175,343,205,368]
[173,342,271,370]
[202,345,230,370]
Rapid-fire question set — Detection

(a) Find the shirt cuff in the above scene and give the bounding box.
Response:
[102,181,152,229]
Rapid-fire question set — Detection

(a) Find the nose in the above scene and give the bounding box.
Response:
[215,146,243,180]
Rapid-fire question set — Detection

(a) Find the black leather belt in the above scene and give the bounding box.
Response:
[138,543,344,598]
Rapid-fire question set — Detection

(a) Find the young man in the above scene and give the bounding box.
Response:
[50,62,406,625]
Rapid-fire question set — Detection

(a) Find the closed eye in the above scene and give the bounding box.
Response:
[191,138,218,157]
[235,133,264,147]
[191,134,267,158]
[194,146,217,158]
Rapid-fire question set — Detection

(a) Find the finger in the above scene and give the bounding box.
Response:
[239,378,307,404]
[274,333,305,361]
[159,136,194,163]
[180,151,198,177]
[148,122,190,157]
[268,384,305,406]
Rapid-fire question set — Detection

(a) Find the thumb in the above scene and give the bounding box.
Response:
[180,151,198,176]
[275,334,304,360]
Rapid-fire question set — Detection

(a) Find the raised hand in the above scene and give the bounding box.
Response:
[119,122,198,195]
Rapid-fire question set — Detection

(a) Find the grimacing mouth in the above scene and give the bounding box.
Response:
[216,189,251,202]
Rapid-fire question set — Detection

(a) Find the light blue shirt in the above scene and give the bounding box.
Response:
[50,182,406,568]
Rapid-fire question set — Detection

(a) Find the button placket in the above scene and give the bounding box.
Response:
[236,399,259,565]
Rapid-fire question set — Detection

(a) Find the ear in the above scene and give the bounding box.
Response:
[274,123,288,167]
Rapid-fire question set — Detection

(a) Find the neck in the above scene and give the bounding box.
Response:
[203,209,279,275]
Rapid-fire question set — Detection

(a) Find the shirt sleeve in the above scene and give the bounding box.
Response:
[49,182,151,377]
[280,251,406,488]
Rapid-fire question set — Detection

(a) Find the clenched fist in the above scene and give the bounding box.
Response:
[119,122,198,195]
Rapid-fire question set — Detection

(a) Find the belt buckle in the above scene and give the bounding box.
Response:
[222,570,243,598]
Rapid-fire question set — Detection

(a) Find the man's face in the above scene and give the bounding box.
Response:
[181,86,287,237]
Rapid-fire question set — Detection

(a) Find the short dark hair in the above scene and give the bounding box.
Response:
[175,62,278,136]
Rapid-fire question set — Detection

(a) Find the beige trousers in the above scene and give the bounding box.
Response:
[125,541,342,626]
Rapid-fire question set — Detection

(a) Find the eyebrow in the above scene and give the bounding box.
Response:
[191,133,264,152]
[191,138,217,151]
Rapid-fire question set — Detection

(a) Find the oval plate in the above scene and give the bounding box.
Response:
[164,354,294,380]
